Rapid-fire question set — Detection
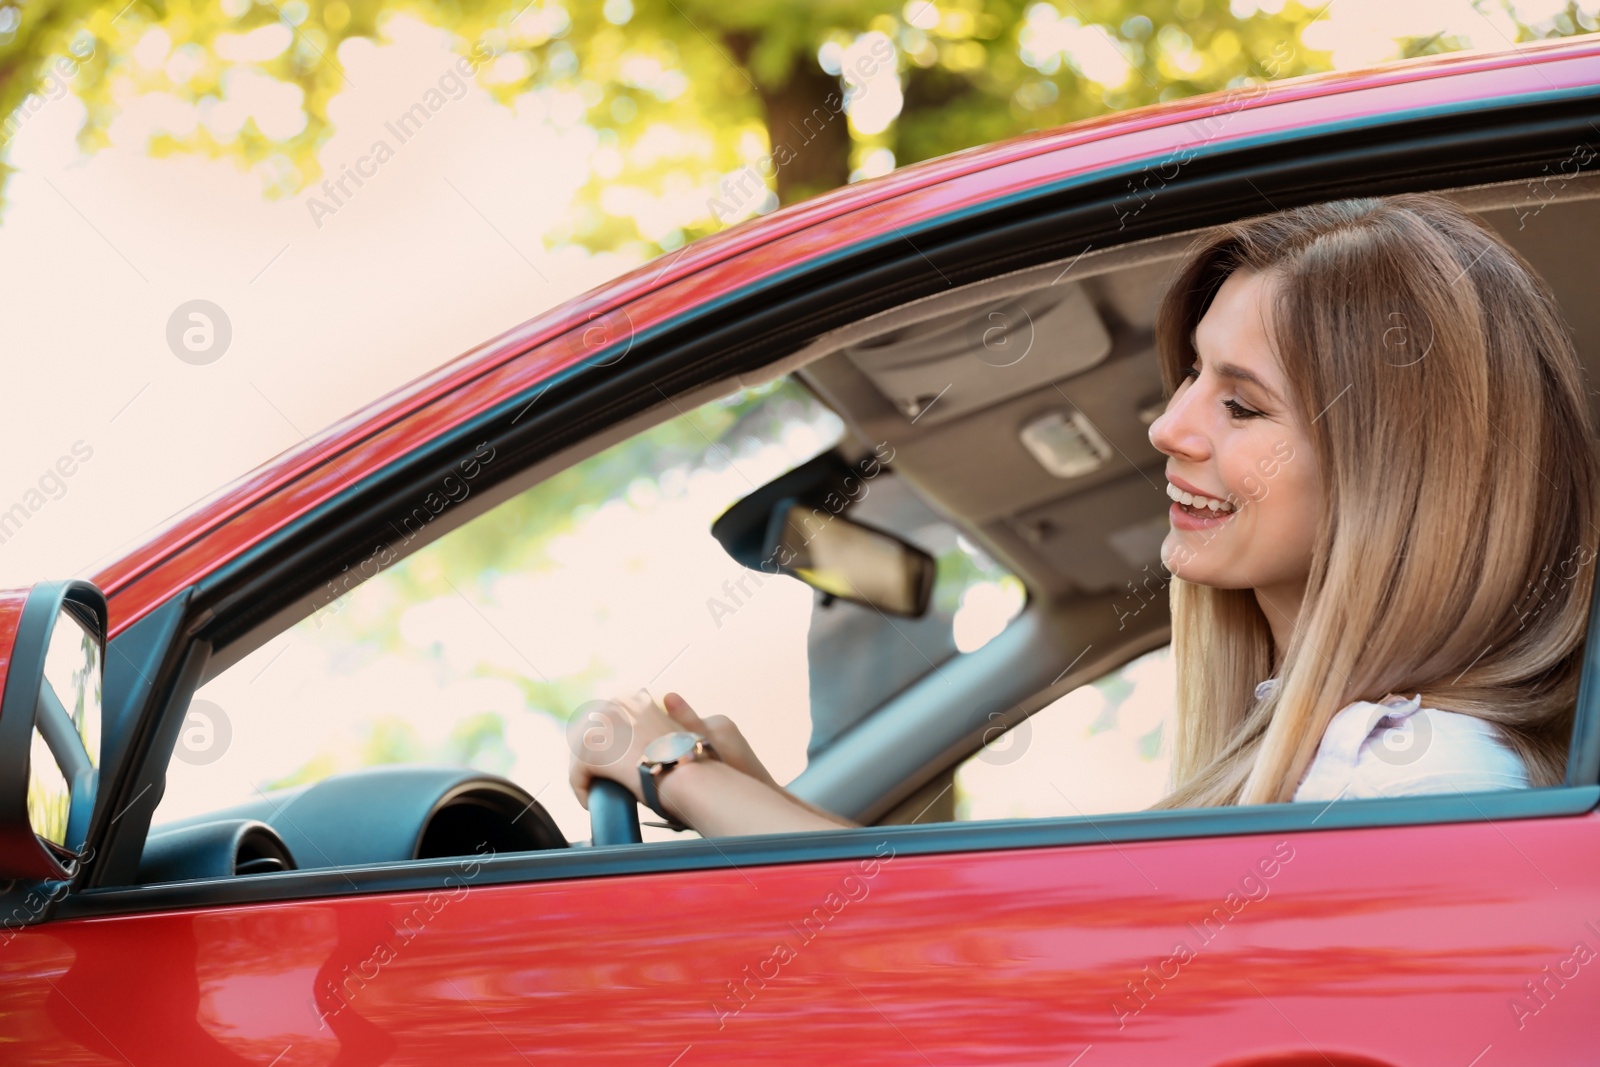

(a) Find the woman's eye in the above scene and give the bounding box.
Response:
[1182,365,1200,382]
[1224,398,1263,420]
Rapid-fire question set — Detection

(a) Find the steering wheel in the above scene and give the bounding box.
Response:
[589,779,642,845]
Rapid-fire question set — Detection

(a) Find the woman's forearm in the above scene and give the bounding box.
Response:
[781,789,861,829]
[657,758,859,836]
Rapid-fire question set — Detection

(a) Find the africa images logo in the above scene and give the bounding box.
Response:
[166,300,233,366]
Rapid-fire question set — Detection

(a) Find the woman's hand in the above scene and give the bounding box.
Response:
[566,688,775,810]
[566,688,855,837]
[659,692,779,790]
[566,688,678,810]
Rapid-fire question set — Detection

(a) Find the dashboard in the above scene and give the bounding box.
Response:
[138,766,567,884]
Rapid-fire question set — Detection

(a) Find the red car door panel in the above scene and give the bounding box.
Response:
[6,811,1595,1065]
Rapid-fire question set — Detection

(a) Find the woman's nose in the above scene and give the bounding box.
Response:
[1148,388,1208,461]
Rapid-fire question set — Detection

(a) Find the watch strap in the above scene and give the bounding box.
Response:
[637,736,717,831]
[638,762,688,832]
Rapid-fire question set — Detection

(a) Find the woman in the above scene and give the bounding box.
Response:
[568,192,1600,835]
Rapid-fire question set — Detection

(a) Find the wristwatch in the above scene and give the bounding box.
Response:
[638,731,720,831]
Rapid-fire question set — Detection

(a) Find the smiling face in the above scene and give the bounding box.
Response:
[1147,269,1321,608]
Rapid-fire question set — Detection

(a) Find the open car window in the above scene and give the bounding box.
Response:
[132,175,1600,873]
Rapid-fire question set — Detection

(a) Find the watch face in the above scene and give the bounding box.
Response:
[643,731,700,765]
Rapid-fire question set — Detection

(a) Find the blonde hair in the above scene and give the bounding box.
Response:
[1151,193,1600,808]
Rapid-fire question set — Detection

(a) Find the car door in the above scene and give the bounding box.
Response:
[9,789,1600,1063]
[5,41,1600,1065]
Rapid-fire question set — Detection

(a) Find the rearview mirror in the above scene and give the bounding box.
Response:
[0,581,106,881]
[764,499,936,617]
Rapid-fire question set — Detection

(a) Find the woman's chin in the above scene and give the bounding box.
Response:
[1159,538,1191,579]
[1161,539,1227,587]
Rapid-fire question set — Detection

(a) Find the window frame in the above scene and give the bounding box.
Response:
[61,88,1600,918]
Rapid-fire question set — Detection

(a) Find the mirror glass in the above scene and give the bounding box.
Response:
[768,502,934,617]
[27,607,102,848]
[27,728,70,846]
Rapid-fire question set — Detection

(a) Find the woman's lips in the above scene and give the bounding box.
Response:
[1169,500,1236,531]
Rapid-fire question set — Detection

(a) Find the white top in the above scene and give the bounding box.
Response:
[1249,678,1532,802]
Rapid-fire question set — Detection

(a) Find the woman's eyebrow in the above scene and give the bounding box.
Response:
[1193,333,1284,405]
[1211,361,1283,406]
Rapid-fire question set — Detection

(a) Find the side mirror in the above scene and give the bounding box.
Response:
[0,581,106,880]
[764,499,936,618]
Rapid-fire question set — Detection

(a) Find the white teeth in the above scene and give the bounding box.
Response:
[1166,482,1236,513]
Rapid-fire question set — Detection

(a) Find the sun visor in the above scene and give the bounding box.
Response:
[841,282,1112,426]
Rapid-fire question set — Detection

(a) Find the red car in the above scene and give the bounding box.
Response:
[3,35,1600,1065]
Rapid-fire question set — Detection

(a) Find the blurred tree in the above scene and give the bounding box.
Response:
[1,0,1595,250]
[0,0,98,188]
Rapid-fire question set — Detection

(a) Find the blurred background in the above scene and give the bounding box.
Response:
[2,0,1594,836]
